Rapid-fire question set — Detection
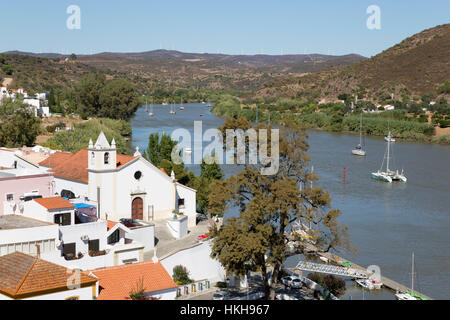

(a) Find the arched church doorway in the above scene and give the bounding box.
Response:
[132,197,143,220]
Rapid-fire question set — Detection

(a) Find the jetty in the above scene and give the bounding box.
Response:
[286,233,432,300]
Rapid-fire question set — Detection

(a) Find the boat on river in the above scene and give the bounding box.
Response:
[356,279,382,290]
[371,129,406,183]
[149,104,154,117]
[352,113,366,156]
[180,98,184,110]
[395,252,424,300]
[169,104,176,115]
[384,131,396,142]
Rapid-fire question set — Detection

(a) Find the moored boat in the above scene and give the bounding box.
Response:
[395,252,422,300]
[356,279,383,290]
[352,113,366,156]
[371,129,406,183]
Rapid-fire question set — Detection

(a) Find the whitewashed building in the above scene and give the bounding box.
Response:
[39,132,199,228]
[8,196,147,270]
[0,215,59,257]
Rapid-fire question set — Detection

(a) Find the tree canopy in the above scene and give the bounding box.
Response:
[75,73,140,120]
[209,120,353,299]
[0,98,42,147]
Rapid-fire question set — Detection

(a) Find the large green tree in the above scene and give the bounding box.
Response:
[0,99,41,147]
[193,154,224,215]
[75,74,139,120]
[75,73,106,118]
[98,78,140,120]
[209,122,353,299]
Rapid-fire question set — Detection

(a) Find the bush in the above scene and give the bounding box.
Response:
[172,265,194,285]
[307,272,346,297]
[437,81,450,94]
[215,281,228,289]
[432,134,450,145]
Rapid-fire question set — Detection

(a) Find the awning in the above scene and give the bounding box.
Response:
[73,203,95,209]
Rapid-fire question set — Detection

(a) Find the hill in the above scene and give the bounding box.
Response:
[250,24,450,102]
[0,53,108,93]
[76,50,365,91]
[1,50,365,92]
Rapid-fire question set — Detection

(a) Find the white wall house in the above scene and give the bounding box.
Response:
[13,196,145,270]
[40,132,199,229]
[0,88,49,117]
[0,215,59,257]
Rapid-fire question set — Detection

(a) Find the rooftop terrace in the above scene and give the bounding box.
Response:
[0,215,53,230]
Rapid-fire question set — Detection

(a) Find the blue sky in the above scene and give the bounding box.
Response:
[0,0,449,57]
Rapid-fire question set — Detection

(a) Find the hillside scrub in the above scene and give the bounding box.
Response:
[41,118,131,154]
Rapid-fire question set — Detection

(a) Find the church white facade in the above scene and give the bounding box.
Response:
[42,132,198,228]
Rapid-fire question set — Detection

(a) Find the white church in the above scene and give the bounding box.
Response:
[39,132,198,228]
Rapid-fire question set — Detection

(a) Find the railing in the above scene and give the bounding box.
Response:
[176,279,213,299]
[295,260,368,279]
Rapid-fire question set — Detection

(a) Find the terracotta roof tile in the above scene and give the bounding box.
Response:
[41,149,136,183]
[34,196,75,210]
[0,252,97,299]
[38,152,72,167]
[91,261,177,300]
[107,220,118,231]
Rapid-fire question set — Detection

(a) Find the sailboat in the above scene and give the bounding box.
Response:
[384,130,396,142]
[395,252,421,300]
[371,129,407,183]
[148,104,154,117]
[352,113,366,156]
[179,98,184,110]
[384,123,396,142]
[169,103,176,115]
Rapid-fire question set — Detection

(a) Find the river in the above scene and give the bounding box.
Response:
[131,103,450,300]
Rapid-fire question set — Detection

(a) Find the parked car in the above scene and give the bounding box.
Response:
[281,276,301,288]
[290,278,303,289]
[213,290,230,300]
[281,276,294,287]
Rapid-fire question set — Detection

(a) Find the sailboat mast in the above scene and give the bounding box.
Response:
[359,113,363,145]
[386,132,390,173]
[411,252,415,296]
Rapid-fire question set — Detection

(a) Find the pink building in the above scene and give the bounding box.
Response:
[0,171,55,215]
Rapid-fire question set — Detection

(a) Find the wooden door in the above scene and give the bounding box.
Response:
[132,197,143,220]
[88,239,99,253]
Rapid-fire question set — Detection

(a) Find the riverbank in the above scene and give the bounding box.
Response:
[210,105,450,146]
